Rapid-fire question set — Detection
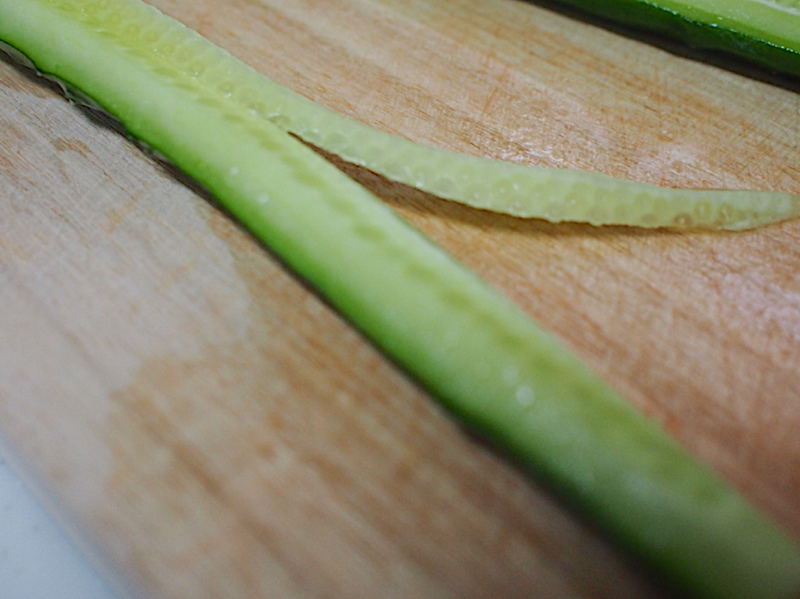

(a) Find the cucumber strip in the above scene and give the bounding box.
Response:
[1,1,800,598]
[3,0,798,230]
[541,0,800,80]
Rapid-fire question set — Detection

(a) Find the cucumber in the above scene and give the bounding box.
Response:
[5,2,798,229]
[543,0,800,79]
[1,1,800,598]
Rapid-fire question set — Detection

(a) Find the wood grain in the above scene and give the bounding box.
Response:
[1,0,799,598]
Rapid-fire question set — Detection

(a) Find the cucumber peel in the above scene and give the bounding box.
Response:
[542,0,800,79]
[1,1,800,598]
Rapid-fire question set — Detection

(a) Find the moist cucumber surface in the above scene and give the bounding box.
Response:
[4,1,799,228]
[1,1,800,598]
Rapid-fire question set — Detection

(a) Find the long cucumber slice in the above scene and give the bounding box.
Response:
[3,0,798,230]
[1,1,799,598]
[542,0,800,80]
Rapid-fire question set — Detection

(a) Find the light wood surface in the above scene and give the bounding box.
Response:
[1,1,799,597]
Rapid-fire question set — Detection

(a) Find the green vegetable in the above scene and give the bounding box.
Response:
[6,1,799,229]
[1,1,799,598]
[542,0,800,79]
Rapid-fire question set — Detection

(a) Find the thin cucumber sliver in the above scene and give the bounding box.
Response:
[1,1,799,599]
[5,0,799,230]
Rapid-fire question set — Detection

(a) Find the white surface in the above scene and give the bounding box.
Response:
[0,456,119,599]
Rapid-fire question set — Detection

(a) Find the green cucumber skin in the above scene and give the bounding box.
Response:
[543,0,800,79]
[1,1,800,598]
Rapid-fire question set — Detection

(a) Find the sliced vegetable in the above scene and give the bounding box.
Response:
[542,0,800,80]
[4,1,798,230]
[1,1,799,598]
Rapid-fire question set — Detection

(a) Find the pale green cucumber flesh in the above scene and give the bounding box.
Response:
[1,1,800,599]
[540,0,800,79]
[2,0,798,230]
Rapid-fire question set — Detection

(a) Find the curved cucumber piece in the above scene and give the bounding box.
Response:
[2,3,797,230]
[1,1,800,598]
[545,0,800,79]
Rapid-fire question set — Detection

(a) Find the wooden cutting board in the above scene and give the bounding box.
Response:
[1,1,799,597]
